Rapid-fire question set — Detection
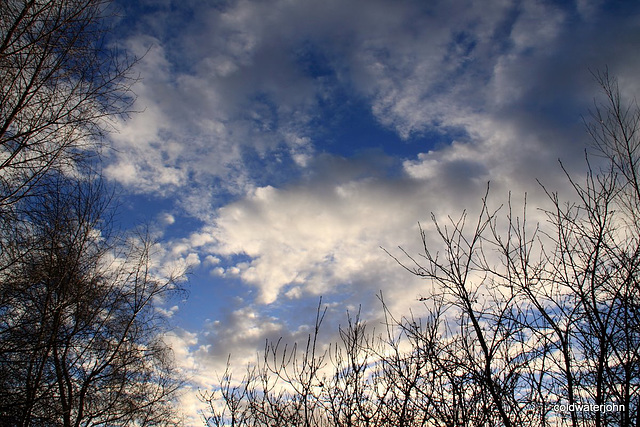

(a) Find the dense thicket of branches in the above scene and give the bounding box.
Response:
[0,0,134,209]
[0,174,183,426]
[0,1,183,425]
[202,72,640,427]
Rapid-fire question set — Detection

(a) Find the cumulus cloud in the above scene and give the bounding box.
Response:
[210,181,410,304]
[158,212,176,226]
[204,113,568,307]
[102,1,640,424]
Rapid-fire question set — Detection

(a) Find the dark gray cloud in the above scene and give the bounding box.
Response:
[108,0,639,201]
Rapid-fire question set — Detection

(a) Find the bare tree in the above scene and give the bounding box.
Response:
[0,2,185,425]
[0,173,184,426]
[202,73,640,427]
[0,0,135,209]
[390,71,640,426]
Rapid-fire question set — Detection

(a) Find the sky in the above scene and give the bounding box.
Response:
[104,0,640,423]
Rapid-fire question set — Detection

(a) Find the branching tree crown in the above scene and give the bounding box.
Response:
[0,175,185,426]
[0,1,184,425]
[202,73,640,427]
[0,0,135,208]
[0,173,185,426]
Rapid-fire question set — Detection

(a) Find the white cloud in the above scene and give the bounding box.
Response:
[159,212,176,226]
[101,2,640,423]
[204,255,220,265]
[209,180,414,304]
[106,0,632,211]
[206,126,561,306]
[162,329,213,426]
[156,305,179,318]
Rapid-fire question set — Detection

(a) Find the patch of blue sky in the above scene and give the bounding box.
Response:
[115,192,191,230]
[316,96,470,160]
[173,275,247,331]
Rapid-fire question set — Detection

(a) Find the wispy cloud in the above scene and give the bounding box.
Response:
[105,1,640,424]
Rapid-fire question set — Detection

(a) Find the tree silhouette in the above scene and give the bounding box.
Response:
[0,173,184,426]
[0,0,135,209]
[202,72,640,427]
[0,2,183,425]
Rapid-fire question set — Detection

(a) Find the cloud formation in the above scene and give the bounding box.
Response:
[107,0,640,201]
[105,1,640,424]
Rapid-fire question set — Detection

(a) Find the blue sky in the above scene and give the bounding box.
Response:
[104,0,640,422]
